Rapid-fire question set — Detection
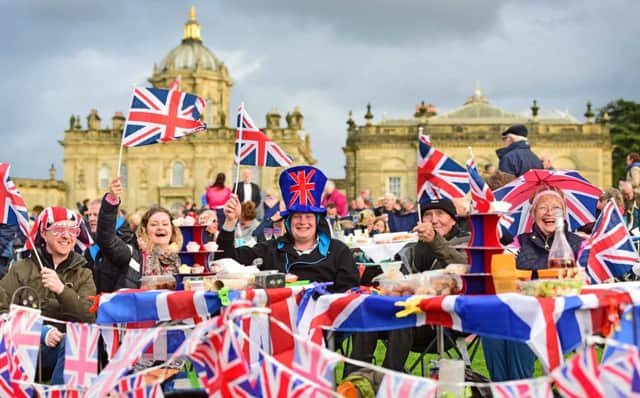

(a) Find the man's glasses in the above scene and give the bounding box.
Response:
[47,226,80,237]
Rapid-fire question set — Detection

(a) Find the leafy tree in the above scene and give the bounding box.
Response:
[597,99,640,184]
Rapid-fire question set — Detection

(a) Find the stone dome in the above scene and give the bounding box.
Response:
[157,6,221,72]
[159,41,221,72]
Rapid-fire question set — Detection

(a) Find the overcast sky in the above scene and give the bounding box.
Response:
[2,0,639,180]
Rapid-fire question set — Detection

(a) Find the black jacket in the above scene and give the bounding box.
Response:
[217,216,359,292]
[232,182,262,207]
[94,195,142,292]
[496,141,542,177]
[516,223,583,276]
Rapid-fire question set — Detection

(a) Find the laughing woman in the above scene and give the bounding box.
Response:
[482,186,584,382]
[94,177,183,293]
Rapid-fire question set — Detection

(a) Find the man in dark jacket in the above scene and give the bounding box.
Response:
[496,124,542,177]
[0,206,96,385]
[232,168,262,208]
[219,165,359,293]
[344,199,469,392]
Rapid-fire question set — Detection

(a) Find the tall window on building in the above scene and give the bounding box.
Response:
[99,165,109,189]
[171,161,185,187]
[120,164,128,187]
[387,176,402,198]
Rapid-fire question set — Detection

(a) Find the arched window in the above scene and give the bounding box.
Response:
[171,161,185,187]
[99,165,109,189]
[120,164,128,187]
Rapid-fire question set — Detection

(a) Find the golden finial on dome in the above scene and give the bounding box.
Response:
[183,6,202,42]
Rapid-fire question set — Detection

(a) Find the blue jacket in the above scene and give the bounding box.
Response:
[496,141,542,177]
[516,224,583,276]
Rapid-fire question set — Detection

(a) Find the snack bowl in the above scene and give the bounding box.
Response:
[517,279,583,297]
[373,270,462,296]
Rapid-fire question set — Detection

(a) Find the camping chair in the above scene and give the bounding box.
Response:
[404,325,481,377]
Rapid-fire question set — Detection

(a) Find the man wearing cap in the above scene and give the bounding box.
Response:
[219,165,359,293]
[496,124,542,177]
[0,206,96,385]
[343,198,469,393]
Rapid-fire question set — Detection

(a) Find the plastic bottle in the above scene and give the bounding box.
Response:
[547,208,576,268]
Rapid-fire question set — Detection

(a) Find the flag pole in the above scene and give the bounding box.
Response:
[26,235,44,270]
[233,102,244,195]
[417,126,423,225]
[117,86,136,178]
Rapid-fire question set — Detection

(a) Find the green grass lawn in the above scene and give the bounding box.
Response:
[336,335,552,383]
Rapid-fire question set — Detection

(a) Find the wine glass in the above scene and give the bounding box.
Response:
[264,227,273,241]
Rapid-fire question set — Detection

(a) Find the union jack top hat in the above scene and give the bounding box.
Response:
[279,165,327,217]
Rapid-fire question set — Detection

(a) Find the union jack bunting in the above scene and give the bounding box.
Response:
[6,306,42,385]
[579,200,640,283]
[234,103,293,167]
[31,384,85,398]
[63,322,100,386]
[86,328,160,398]
[417,133,469,202]
[0,163,30,237]
[490,378,552,398]
[122,87,206,147]
[376,371,437,397]
[0,325,14,397]
[111,372,165,398]
[466,156,495,212]
[551,346,603,398]
[600,345,640,397]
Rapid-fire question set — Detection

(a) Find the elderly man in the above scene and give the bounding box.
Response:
[232,168,261,207]
[343,198,469,393]
[496,124,542,177]
[0,207,96,385]
[620,181,640,231]
[219,165,359,293]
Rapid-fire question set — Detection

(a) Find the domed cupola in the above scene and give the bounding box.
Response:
[157,6,221,72]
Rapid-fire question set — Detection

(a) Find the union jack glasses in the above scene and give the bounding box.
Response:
[47,225,80,237]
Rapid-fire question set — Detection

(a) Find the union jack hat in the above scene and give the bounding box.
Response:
[24,206,93,252]
[279,165,327,217]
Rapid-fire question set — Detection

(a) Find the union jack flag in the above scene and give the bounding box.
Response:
[63,322,100,386]
[0,325,15,397]
[289,333,338,397]
[490,378,552,398]
[417,133,469,202]
[86,328,160,398]
[122,87,207,147]
[234,103,293,167]
[110,372,164,398]
[466,156,495,212]
[0,163,30,237]
[376,371,437,397]
[551,346,603,398]
[7,306,42,385]
[579,200,640,283]
[168,76,180,91]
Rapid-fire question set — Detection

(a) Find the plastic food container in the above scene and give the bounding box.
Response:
[373,270,462,296]
[140,274,177,290]
[517,279,583,297]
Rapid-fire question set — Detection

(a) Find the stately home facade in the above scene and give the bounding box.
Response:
[343,90,612,200]
[49,7,315,212]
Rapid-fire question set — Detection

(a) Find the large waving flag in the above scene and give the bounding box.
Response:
[579,200,640,283]
[122,87,207,147]
[466,154,495,212]
[0,163,30,237]
[417,133,469,202]
[235,103,293,167]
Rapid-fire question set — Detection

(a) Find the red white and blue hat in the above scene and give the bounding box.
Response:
[279,165,327,217]
[24,206,93,252]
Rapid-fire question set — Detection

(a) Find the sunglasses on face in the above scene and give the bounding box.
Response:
[47,225,81,237]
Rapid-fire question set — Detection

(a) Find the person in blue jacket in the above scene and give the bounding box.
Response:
[496,124,543,177]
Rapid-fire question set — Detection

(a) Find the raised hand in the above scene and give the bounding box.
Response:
[222,194,241,230]
[41,267,64,295]
[107,176,122,202]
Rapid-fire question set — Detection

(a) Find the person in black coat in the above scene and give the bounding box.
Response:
[218,165,359,293]
[232,168,262,207]
[483,187,584,382]
[496,125,543,178]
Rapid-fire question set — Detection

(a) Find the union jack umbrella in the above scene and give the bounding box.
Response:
[122,87,206,147]
[417,133,469,202]
[494,169,602,235]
